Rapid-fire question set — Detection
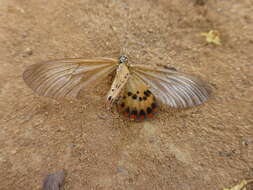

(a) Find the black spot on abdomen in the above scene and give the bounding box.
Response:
[147,107,152,114]
[132,94,137,99]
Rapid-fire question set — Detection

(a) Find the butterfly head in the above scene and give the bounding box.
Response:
[119,56,128,65]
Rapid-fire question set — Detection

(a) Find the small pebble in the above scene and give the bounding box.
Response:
[149,137,156,143]
[117,167,125,173]
[23,47,33,57]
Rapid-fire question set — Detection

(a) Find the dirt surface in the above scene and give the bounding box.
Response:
[0,0,253,189]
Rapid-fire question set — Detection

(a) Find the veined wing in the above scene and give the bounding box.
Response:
[130,64,211,108]
[23,58,118,99]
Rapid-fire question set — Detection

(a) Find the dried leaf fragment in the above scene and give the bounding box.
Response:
[201,30,221,45]
[223,179,253,190]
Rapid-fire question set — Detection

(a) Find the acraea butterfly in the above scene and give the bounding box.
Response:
[23,56,211,121]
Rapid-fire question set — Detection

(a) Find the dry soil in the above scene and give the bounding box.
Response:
[0,0,253,189]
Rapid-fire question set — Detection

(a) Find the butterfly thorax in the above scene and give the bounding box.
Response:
[119,55,128,65]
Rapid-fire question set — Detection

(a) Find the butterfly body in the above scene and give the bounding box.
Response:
[106,57,130,107]
[116,75,158,121]
[23,56,211,121]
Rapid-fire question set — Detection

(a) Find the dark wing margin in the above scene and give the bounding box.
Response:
[23,58,118,99]
[130,64,211,108]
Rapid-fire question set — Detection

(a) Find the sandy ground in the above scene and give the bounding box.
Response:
[0,0,253,189]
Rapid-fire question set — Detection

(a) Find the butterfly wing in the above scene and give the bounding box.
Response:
[130,64,211,108]
[23,58,118,99]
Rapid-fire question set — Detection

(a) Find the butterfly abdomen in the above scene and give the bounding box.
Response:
[117,76,158,121]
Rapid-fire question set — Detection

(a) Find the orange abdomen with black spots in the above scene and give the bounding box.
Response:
[116,75,158,121]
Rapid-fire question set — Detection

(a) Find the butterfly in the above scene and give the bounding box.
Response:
[23,56,211,121]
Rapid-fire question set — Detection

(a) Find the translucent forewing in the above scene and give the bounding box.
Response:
[130,64,211,108]
[23,58,118,99]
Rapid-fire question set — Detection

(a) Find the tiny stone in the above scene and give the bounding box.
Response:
[242,140,249,146]
[149,137,156,143]
[117,167,125,173]
[23,47,33,57]
[11,150,17,154]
